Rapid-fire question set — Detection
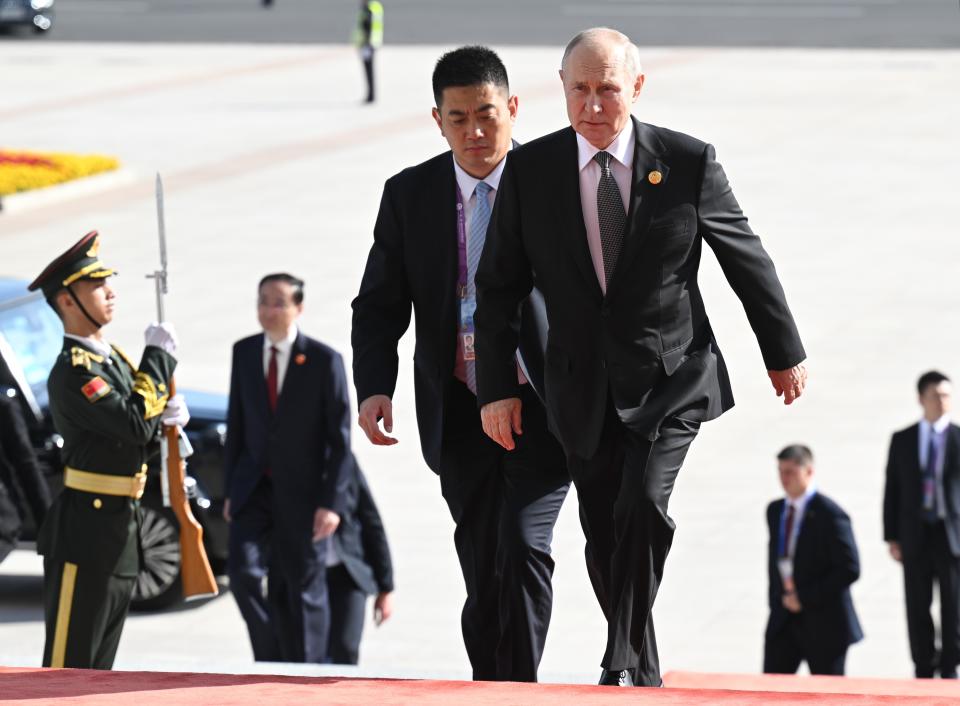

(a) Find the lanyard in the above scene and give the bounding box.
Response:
[455,185,468,299]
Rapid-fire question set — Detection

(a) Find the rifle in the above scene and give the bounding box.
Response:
[148,173,218,601]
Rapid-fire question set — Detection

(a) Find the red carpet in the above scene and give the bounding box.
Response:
[2,666,959,705]
[664,671,960,697]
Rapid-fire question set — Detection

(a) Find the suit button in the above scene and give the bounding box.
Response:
[601,360,607,369]
[93,498,103,509]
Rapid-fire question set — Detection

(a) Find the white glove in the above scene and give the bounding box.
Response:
[144,321,178,356]
[162,393,190,428]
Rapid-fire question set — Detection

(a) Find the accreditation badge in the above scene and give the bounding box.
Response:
[777,557,793,584]
[460,297,476,361]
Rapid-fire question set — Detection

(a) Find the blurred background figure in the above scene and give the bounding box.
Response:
[354,0,383,103]
[764,444,862,676]
[224,273,353,664]
[0,391,52,563]
[884,371,960,679]
[326,455,394,665]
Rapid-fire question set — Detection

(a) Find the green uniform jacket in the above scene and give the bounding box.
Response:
[37,338,176,577]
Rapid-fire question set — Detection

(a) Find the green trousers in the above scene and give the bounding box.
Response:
[41,557,135,669]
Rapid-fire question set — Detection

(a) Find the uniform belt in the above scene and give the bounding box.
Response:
[64,467,147,499]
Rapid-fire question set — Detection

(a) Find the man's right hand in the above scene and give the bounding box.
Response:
[358,395,398,446]
[145,321,179,356]
[480,397,523,451]
[888,541,902,563]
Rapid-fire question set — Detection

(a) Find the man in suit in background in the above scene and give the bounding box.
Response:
[475,28,807,687]
[326,455,394,665]
[224,273,352,663]
[764,445,862,675]
[885,370,960,679]
[351,46,569,681]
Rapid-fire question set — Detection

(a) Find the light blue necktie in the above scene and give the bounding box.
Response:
[465,181,492,394]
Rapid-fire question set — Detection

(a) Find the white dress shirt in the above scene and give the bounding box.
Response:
[453,153,507,241]
[576,121,635,293]
[778,484,817,582]
[262,325,298,395]
[919,414,950,519]
[64,333,114,363]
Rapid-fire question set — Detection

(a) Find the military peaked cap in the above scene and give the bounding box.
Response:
[28,231,116,299]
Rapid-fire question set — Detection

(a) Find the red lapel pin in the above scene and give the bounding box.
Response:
[295,353,307,365]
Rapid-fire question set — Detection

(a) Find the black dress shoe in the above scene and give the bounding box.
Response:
[598,669,634,686]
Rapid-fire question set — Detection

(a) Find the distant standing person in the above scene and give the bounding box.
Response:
[354,0,384,103]
[764,445,863,676]
[884,371,960,679]
[326,456,394,664]
[224,273,352,663]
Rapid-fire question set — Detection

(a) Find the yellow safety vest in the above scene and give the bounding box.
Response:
[354,1,384,48]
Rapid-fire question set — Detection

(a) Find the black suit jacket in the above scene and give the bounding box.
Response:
[224,332,352,529]
[332,457,394,596]
[884,423,960,558]
[766,493,863,653]
[351,147,551,473]
[475,119,805,458]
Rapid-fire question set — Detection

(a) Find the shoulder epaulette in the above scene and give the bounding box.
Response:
[70,347,105,371]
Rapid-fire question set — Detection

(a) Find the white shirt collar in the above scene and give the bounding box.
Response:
[577,119,635,172]
[64,333,112,360]
[922,414,951,435]
[453,149,509,201]
[264,324,298,353]
[786,483,817,512]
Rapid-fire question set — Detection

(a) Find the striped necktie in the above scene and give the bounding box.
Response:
[465,181,492,395]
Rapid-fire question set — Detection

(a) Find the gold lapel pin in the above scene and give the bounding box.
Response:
[648,170,662,185]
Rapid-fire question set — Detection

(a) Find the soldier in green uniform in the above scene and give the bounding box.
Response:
[28,230,190,669]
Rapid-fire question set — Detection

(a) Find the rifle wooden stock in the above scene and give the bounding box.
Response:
[165,377,218,600]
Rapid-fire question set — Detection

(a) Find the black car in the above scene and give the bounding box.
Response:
[0,278,229,610]
[0,0,54,33]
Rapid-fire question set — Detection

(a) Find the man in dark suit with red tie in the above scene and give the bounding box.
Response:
[475,28,807,686]
[351,46,569,682]
[764,445,862,676]
[885,371,960,679]
[224,273,352,663]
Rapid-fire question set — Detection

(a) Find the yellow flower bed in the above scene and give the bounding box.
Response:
[0,149,120,197]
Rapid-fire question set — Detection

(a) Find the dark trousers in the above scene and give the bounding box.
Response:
[566,402,699,686]
[228,476,330,663]
[327,563,368,664]
[440,381,569,682]
[903,521,960,678]
[361,48,375,102]
[763,616,847,675]
[41,557,134,669]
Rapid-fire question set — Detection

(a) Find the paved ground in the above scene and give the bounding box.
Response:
[1,0,958,47]
[1,40,959,682]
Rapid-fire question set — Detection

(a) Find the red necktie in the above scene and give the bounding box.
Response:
[267,345,278,412]
[782,504,795,558]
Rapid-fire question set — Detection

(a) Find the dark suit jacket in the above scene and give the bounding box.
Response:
[351,146,551,474]
[475,118,805,458]
[224,332,352,532]
[332,457,393,596]
[766,493,863,655]
[884,423,960,558]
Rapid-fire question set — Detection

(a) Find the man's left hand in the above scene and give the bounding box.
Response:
[373,591,393,626]
[782,591,802,613]
[312,508,340,541]
[768,364,808,405]
[480,398,523,451]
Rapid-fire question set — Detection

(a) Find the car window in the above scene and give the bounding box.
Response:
[0,296,63,404]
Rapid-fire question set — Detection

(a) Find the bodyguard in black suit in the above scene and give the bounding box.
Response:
[326,455,394,665]
[764,445,862,676]
[225,273,352,663]
[475,29,806,687]
[351,47,569,681]
[884,370,960,679]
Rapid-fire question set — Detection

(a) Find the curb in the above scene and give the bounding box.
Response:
[0,168,139,216]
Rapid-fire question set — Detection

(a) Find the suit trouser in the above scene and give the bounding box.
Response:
[440,380,569,682]
[326,563,368,664]
[361,49,375,102]
[566,402,699,686]
[903,521,960,678]
[41,556,134,669]
[763,616,847,675]
[228,476,331,663]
